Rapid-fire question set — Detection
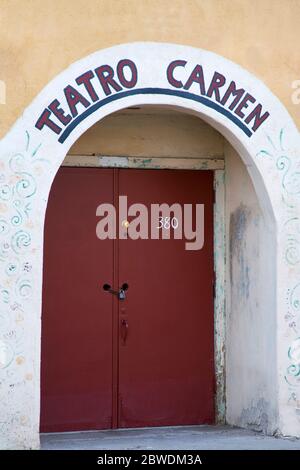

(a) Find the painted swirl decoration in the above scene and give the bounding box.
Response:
[258,130,300,399]
[0,131,47,373]
[11,230,31,254]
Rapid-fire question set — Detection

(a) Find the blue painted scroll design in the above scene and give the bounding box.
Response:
[0,131,46,375]
[258,129,300,405]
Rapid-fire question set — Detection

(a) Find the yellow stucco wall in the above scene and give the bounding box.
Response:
[0,0,299,139]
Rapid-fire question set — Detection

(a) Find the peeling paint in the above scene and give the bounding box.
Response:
[239,398,274,434]
[63,155,225,171]
[230,204,252,300]
[214,170,226,424]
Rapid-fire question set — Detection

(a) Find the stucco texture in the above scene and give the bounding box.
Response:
[0,0,300,138]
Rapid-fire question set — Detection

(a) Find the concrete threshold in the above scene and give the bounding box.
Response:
[40,425,300,450]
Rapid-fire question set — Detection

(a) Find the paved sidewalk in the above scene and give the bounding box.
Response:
[41,425,300,450]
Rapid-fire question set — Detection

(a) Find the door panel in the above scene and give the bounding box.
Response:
[40,167,114,432]
[118,169,215,427]
[41,167,215,432]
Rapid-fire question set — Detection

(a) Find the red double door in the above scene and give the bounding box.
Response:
[40,167,215,432]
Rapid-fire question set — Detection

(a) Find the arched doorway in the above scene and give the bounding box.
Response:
[0,43,299,448]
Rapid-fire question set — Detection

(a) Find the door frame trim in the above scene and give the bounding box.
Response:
[62,155,226,423]
[62,154,225,171]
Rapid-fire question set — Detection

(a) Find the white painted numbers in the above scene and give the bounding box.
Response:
[157,216,179,229]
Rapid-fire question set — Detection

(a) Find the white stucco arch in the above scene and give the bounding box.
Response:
[0,42,300,448]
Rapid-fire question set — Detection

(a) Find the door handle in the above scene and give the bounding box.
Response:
[103,283,129,301]
[121,318,128,345]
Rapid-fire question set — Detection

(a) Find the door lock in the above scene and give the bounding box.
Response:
[103,283,129,300]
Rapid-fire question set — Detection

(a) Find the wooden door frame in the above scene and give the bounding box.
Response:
[62,155,226,423]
